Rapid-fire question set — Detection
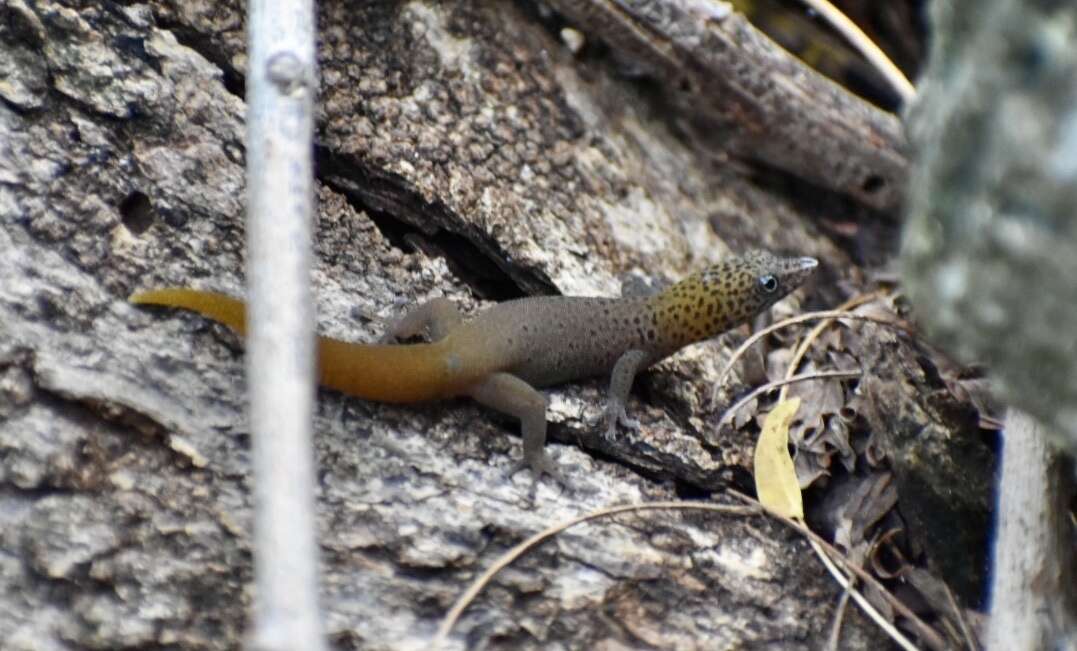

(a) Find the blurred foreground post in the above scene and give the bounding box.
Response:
[904,1,1077,647]
[245,0,325,648]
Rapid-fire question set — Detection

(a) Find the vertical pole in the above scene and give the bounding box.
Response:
[245,0,325,649]
[987,410,1075,651]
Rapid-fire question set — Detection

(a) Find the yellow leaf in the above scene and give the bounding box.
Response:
[754,398,804,519]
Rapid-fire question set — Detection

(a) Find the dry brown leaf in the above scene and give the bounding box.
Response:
[817,325,847,352]
[827,349,861,372]
[949,376,1004,429]
[766,346,793,383]
[787,363,847,443]
[794,445,833,488]
[825,416,857,472]
[834,473,899,552]
[844,391,889,467]
[732,395,757,429]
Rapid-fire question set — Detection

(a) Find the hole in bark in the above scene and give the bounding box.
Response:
[862,174,885,194]
[119,191,156,235]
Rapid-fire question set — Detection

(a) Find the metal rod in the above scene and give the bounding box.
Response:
[244,0,325,648]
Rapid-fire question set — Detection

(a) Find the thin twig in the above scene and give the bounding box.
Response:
[809,538,920,651]
[778,292,883,402]
[433,501,759,646]
[434,493,944,650]
[711,310,914,407]
[943,578,978,651]
[825,580,853,651]
[728,490,946,651]
[717,370,862,429]
[792,0,916,103]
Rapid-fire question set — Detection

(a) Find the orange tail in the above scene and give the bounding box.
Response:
[316,337,457,402]
[131,288,248,333]
[129,288,464,403]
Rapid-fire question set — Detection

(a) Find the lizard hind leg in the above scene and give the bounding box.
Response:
[380,297,462,343]
[467,372,564,486]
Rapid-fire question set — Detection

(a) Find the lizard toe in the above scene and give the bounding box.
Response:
[509,452,566,489]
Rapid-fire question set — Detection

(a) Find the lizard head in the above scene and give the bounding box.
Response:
[708,249,819,318]
[652,250,818,346]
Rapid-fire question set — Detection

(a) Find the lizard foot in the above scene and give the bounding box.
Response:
[508,452,566,489]
[602,407,641,442]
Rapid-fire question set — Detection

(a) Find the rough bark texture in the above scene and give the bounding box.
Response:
[1,1,968,649]
[542,0,909,212]
[858,324,993,604]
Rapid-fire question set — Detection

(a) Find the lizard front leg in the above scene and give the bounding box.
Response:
[379,297,462,343]
[603,349,647,441]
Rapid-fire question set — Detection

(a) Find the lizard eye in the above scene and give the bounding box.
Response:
[758,274,779,293]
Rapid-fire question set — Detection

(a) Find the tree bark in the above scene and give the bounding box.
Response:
[1,1,965,649]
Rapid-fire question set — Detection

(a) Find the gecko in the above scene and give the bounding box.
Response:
[129,249,817,482]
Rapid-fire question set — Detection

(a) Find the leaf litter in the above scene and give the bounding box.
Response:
[715,292,996,650]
